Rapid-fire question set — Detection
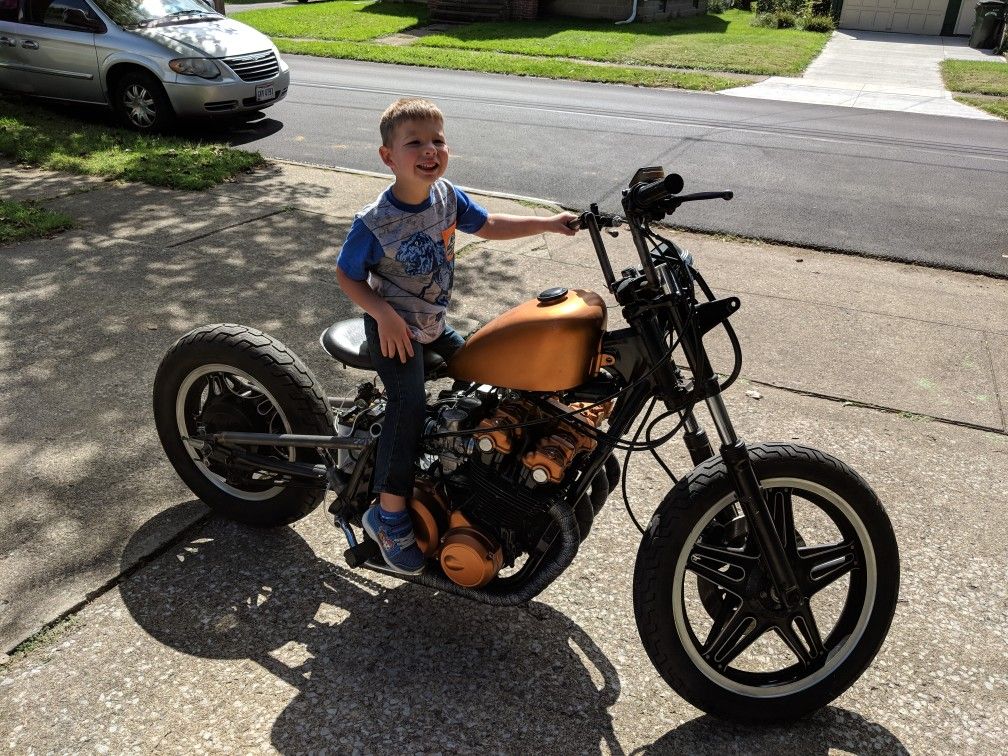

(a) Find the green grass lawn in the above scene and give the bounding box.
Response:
[276,38,749,89]
[234,4,826,85]
[953,94,1008,119]
[0,199,72,245]
[0,98,263,190]
[941,58,1008,97]
[233,0,427,41]
[414,10,831,76]
[940,59,1008,120]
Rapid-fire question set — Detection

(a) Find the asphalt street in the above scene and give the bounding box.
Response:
[230,55,1008,278]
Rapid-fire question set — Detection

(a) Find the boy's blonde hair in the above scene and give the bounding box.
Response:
[379,98,444,146]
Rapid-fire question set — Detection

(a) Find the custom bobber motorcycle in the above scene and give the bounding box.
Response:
[153,168,899,722]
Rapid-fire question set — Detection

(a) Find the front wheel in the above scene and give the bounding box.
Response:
[633,443,899,723]
[153,324,333,526]
[112,69,175,132]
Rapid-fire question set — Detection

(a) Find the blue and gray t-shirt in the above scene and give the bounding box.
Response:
[337,179,488,344]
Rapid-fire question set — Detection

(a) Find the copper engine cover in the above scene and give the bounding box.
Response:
[439,511,503,588]
[407,483,450,558]
[408,492,504,588]
[447,289,607,391]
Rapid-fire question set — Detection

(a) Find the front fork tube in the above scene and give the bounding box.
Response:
[679,393,713,466]
[663,295,803,609]
[718,438,802,609]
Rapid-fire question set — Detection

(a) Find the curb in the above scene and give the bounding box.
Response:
[269,158,564,208]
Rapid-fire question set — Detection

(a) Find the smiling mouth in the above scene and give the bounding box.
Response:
[418,162,439,171]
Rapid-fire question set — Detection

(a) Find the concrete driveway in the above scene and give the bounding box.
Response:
[2,159,1008,752]
[722,30,1005,118]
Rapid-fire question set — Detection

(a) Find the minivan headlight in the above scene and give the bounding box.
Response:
[169,58,220,79]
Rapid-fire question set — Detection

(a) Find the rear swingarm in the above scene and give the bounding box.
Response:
[190,430,370,484]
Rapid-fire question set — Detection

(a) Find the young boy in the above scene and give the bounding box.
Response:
[336,97,577,575]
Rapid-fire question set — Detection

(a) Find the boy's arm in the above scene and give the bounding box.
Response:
[336,268,415,364]
[474,212,578,241]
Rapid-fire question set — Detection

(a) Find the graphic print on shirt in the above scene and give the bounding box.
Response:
[397,231,444,276]
[398,230,453,307]
[433,223,456,306]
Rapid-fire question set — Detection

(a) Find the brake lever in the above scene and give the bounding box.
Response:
[663,191,734,211]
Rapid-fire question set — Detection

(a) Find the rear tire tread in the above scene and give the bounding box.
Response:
[154,324,333,527]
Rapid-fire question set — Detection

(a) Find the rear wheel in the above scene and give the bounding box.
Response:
[633,443,899,723]
[153,324,333,526]
[112,69,175,132]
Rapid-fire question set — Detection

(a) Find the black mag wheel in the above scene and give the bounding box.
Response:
[153,324,333,527]
[633,443,899,723]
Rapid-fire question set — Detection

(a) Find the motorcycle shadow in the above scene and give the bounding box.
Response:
[635,708,910,755]
[118,507,622,753]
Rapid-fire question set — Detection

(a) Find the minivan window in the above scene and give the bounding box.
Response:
[0,0,18,22]
[27,0,98,28]
[91,0,217,27]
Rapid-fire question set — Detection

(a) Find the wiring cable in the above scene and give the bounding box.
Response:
[620,396,657,535]
[646,411,681,483]
[643,225,743,394]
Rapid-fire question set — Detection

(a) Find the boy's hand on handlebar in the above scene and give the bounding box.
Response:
[549,212,579,236]
[375,308,415,364]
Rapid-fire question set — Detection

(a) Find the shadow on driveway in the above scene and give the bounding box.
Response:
[118,508,623,753]
[118,506,909,754]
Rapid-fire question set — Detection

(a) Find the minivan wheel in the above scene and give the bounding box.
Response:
[113,70,175,132]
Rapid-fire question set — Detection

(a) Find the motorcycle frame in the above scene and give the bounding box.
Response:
[205,184,802,608]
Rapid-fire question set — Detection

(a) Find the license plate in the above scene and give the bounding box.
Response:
[255,84,275,102]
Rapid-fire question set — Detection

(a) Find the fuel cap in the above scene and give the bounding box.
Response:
[537,287,568,303]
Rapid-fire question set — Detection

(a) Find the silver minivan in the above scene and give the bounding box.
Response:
[0,0,290,130]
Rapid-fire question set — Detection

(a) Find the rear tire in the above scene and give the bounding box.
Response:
[153,324,333,527]
[633,443,899,723]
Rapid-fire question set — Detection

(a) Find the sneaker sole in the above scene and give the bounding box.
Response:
[361,514,426,576]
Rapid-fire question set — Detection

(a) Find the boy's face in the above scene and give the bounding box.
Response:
[379,118,449,189]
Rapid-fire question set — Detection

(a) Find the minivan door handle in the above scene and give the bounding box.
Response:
[22,40,40,50]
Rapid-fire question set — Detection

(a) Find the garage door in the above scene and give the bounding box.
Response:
[839,0,949,34]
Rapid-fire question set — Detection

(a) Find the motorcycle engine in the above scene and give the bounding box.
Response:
[336,383,610,590]
[417,389,611,589]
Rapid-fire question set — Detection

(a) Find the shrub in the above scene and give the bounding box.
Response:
[754,0,806,13]
[750,11,777,27]
[803,14,836,31]
[808,0,832,14]
[707,0,734,12]
[775,10,797,27]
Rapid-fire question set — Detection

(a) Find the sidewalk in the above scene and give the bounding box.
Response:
[722,30,1005,118]
[1,159,1006,752]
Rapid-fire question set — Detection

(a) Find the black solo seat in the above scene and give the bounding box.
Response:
[319,319,448,376]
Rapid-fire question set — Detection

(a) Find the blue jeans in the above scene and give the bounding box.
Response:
[363,314,465,497]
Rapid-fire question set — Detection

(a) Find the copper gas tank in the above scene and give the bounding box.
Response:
[447,288,607,392]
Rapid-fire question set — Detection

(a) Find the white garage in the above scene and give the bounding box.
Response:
[838,0,951,34]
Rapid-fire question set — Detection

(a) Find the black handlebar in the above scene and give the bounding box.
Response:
[627,173,685,214]
[566,211,621,232]
[568,169,734,293]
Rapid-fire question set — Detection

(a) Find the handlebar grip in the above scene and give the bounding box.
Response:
[630,173,684,213]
